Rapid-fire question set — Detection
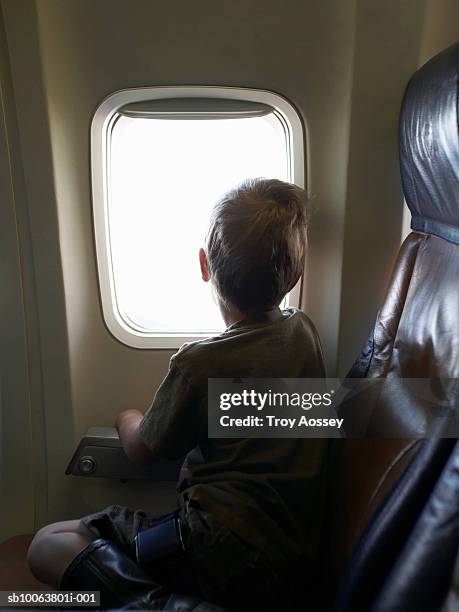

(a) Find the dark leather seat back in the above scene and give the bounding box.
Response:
[370,37,459,381]
[326,41,459,610]
[370,440,459,612]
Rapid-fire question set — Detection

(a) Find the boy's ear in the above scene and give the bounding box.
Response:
[199,248,210,282]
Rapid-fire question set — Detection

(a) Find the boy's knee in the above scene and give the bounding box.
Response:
[27,530,52,581]
[27,520,92,587]
[30,523,56,545]
[28,521,63,565]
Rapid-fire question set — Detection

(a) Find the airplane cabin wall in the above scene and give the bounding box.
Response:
[420,0,459,63]
[336,0,427,373]
[0,10,42,541]
[0,0,456,537]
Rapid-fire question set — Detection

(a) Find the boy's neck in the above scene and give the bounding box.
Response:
[218,301,283,328]
[218,300,245,328]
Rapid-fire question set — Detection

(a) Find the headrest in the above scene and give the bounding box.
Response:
[400,41,459,245]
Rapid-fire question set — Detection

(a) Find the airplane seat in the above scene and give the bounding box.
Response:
[326,40,459,611]
[441,530,459,612]
[369,439,459,612]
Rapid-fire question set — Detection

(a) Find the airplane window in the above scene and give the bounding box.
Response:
[92,88,305,348]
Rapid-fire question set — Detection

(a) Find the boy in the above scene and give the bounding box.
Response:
[28,178,327,610]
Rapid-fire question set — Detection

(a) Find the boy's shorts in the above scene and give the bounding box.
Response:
[80,502,284,609]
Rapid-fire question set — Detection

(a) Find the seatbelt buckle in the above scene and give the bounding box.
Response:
[134,511,185,567]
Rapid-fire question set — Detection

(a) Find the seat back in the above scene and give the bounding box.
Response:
[370,441,459,612]
[325,41,459,610]
[361,37,459,380]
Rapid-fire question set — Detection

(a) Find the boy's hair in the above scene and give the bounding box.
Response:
[205,178,309,313]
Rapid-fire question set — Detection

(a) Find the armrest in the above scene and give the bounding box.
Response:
[65,427,181,481]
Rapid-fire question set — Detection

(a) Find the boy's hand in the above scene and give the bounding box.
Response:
[115,409,142,431]
[115,409,156,465]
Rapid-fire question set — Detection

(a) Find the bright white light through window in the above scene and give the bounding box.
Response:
[108,113,290,335]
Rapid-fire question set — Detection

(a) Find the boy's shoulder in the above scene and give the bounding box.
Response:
[171,308,321,380]
[282,306,316,328]
[171,327,236,375]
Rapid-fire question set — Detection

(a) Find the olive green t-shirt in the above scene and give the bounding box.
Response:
[139,308,327,569]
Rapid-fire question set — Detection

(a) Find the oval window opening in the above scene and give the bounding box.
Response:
[92,87,305,348]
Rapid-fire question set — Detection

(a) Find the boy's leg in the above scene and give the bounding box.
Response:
[27,520,97,588]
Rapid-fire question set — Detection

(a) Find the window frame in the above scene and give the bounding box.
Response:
[91,86,306,349]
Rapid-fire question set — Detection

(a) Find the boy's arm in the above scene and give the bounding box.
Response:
[116,409,157,465]
[139,360,203,460]
[116,359,203,464]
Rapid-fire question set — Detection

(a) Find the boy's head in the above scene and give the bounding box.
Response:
[200,178,309,314]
